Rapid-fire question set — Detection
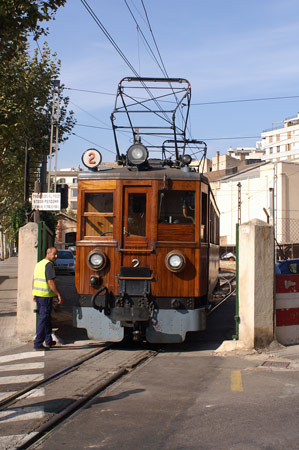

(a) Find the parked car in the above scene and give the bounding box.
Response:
[54,249,75,275]
[275,259,299,274]
[221,252,236,261]
[68,246,76,256]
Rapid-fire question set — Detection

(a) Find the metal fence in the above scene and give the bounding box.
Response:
[37,221,54,261]
[276,218,299,246]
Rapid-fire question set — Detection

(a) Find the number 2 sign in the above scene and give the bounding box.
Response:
[82,148,102,170]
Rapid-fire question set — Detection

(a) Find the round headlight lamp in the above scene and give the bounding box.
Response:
[182,154,192,166]
[165,250,186,273]
[127,144,148,166]
[87,249,107,271]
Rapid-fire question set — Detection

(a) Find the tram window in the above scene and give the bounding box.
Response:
[158,190,195,224]
[201,192,208,242]
[85,193,113,213]
[209,202,215,244]
[84,192,114,237]
[127,193,146,237]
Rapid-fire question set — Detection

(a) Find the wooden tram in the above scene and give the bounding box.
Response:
[73,78,220,343]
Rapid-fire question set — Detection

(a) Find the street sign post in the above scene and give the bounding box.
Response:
[32,193,61,211]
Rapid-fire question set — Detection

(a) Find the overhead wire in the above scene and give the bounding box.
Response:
[64,86,299,106]
[72,132,115,154]
[80,0,172,127]
[123,0,193,154]
[192,95,299,106]
[124,0,167,77]
[69,100,111,127]
[140,0,191,140]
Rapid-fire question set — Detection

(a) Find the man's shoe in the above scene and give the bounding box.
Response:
[45,341,56,348]
[34,345,50,351]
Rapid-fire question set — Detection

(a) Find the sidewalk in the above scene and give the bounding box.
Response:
[0,256,18,348]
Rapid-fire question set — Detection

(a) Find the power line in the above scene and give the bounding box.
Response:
[80,0,171,125]
[75,120,261,141]
[71,132,115,155]
[65,86,299,106]
[65,87,115,96]
[203,136,261,141]
[192,95,299,106]
[69,100,110,127]
[76,123,111,130]
[123,0,166,76]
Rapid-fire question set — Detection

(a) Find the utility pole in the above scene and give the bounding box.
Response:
[47,80,60,192]
[237,182,242,225]
[24,140,30,202]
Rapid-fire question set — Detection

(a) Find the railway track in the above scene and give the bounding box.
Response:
[208,269,236,316]
[0,343,158,449]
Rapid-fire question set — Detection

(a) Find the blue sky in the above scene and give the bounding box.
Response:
[40,0,299,169]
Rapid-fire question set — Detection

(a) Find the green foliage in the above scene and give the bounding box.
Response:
[0,43,76,231]
[0,0,67,61]
[11,202,31,246]
[40,211,58,236]
[67,208,77,219]
[0,1,75,238]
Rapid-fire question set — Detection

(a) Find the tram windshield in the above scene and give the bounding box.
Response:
[158,190,195,224]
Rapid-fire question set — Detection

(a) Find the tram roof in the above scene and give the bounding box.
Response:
[78,165,209,183]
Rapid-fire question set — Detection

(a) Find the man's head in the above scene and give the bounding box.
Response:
[46,247,58,262]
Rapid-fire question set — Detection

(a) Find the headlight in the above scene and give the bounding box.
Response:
[165,250,186,273]
[87,249,107,271]
[127,144,148,166]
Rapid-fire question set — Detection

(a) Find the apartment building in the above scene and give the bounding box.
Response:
[261,112,299,162]
[210,160,299,248]
[52,167,81,213]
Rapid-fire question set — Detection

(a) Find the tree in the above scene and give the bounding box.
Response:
[0,1,75,240]
[0,0,67,60]
[0,43,76,233]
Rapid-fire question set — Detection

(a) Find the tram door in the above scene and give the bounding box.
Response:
[122,186,152,268]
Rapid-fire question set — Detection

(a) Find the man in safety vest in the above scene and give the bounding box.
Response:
[32,247,63,350]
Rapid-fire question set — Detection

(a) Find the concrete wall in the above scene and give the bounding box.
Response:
[212,161,299,246]
[17,223,38,339]
[239,219,274,348]
[217,219,275,352]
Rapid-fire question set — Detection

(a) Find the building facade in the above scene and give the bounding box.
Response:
[261,113,299,162]
[210,161,299,247]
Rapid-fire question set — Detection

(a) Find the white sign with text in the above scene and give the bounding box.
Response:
[32,193,61,211]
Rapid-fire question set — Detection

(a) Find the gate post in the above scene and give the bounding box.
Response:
[17,223,39,340]
[238,219,274,348]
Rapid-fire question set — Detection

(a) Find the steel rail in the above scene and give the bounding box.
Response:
[0,343,115,410]
[18,350,157,450]
[208,288,236,316]
[208,274,236,316]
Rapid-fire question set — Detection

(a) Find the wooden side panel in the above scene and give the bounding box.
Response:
[121,253,151,268]
[158,224,194,241]
[199,244,208,297]
[152,247,200,297]
[75,244,120,295]
[79,180,117,190]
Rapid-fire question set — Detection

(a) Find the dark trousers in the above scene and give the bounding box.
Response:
[34,296,53,348]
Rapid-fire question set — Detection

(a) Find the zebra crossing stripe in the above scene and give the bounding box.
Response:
[0,374,44,384]
[0,388,45,401]
[0,352,45,364]
[0,362,44,372]
[0,407,45,423]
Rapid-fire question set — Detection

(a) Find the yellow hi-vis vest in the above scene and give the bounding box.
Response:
[32,259,56,298]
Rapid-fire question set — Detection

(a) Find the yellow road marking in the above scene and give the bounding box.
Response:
[231,370,243,392]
